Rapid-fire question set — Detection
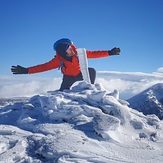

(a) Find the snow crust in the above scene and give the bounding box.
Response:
[0,81,163,162]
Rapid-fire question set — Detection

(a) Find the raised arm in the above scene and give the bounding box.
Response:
[86,47,120,58]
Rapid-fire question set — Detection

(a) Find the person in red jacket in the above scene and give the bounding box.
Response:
[11,38,120,91]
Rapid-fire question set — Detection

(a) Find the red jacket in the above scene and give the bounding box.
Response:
[28,44,110,76]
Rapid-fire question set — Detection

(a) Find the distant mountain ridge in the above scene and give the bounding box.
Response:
[128,83,163,119]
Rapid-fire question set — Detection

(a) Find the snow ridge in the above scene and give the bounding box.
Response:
[0,81,163,162]
[128,83,163,119]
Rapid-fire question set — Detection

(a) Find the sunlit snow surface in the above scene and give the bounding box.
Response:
[0,81,163,163]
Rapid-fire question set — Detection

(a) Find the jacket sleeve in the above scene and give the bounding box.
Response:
[86,50,109,58]
[28,55,60,74]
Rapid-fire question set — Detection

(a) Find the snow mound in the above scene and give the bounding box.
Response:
[128,83,163,119]
[0,81,163,162]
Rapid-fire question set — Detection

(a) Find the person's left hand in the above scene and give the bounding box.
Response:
[108,47,120,56]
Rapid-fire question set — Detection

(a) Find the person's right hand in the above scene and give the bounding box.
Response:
[11,65,28,74]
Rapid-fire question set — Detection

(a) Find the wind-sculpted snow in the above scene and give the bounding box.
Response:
[0,81,163,162]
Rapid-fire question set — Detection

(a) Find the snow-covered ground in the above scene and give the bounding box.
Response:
[0,81,163,163]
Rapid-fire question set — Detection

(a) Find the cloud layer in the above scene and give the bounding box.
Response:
[97,71,163,99]
[0,76,61,98]
[1,70,163,99]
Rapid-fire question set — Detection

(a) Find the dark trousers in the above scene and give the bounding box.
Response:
[59,68,96,91]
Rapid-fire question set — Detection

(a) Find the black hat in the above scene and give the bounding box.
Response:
[56,43,71,61]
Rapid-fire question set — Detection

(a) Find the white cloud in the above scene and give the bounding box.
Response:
[96,71,163,99]
[152,67,163,76]
[1,70,163,99]
[157,67,163,73]
[0,76,61,98]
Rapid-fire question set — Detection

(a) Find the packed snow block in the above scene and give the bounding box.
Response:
[0,102,26,125]
[106,89,119,99]
[22,103,34,110]
[0,126,30,162]
[139,132,158,142]
[103,94,119,105]
[130,119,144,129]
[102,95,131,124]
[87,91,106,103]
[118,99,130,106]
[77,48,91,83]
[93,113,120,140]
[49,105,84,122]
[28,95,42,108]
[146,114,161,129]
[71,81,93,91]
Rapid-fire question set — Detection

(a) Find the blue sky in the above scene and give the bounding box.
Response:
[1,0,163,77]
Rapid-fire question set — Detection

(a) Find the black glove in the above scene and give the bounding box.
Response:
[108,47,120,56]
[11,65,28,74]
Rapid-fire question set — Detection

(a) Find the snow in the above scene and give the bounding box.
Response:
[77,48,91,83]
[128,83,163,120]
[0,81,163,162]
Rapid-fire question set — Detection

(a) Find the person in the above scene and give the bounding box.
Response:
[11,38,120,91]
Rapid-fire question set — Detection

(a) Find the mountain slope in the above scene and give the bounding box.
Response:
[0,81,163,162]
[128,83,163,119]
